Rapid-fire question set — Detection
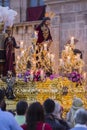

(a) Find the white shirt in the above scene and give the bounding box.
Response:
[75,124,87,128]
[0,109,23,130]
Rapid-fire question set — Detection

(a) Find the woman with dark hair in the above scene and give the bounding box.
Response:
[21,102,52,130]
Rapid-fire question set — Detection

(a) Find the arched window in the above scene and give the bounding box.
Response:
[30,0,44,7]
[0,0,9,7]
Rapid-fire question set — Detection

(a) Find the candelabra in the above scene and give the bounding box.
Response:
[16,31,55,81]
[59,37,84,77]
[58,37,87,86]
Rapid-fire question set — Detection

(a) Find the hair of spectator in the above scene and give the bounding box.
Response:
[16,100,28,115]
[26,102,44,130]
[74,108,87,124]
[43,98,55,114]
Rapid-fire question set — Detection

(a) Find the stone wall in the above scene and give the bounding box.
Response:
[45,0,87,71]
[13,21,41,60]
[10,0,27,23]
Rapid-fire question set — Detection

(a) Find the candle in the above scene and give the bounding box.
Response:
[21,50,24,56]
[83,72,86,80]
[20,41,23,48]
[71,37,74,44]
[30,71,34,81]
[40,69,44,80]
[76,54,80,60]
[44,44,47,51]
[51,54,54,62]
[65,46,69,52]
[17,56,20,60]
[79,67,82,73]
[34,31,38,38]
[41,46,43,52]
[59,59,63,66]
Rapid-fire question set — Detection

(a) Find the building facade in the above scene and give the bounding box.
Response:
[3,0,87,72]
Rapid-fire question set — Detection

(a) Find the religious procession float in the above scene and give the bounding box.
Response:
[0,6,87,113]
[0,30,87,112]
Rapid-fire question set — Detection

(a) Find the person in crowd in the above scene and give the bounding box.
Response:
[1,99,6,111]
[21,102,52,130]
[66,97,83,128]
[52,101,70,130]
[0,89,23,130]
[43,98,65,130]
[15,100,28,125]
[4,26,20,76]
[71,108,87,130]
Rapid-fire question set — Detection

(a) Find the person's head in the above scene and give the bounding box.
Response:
[1,100,6,111]
[16,100,28,115]
[52,101,63,119]
[26,102,44,123]
[43,98,55,114]
[72,97,83,110]
[0,89,5,107]
[74,108,87,125]
[5,26,12,36]
[41,17,51,26]
[26,102,44,130]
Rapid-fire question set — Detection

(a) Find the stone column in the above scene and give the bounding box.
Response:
[10,0,20,23]
[50,16,60,74]
[45,3,60,73]
[20,0,27,22]
[10,0,27,23]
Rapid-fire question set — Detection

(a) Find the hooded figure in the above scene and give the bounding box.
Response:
[66,97,83,128]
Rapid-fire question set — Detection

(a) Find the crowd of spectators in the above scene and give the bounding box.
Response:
[0,89,87,130]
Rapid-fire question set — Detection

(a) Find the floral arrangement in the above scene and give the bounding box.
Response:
[68,71,83,84]
[49,74,59,80]
[17,69,46,82]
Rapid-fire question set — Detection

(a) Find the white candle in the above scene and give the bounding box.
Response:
[17,56,20,60]
[20,41,24,48]
[34,31,38,38]
[51,54,54,62]
[21,50,24,56]
[83,72,86,80]
[71,37,74,44]
[44,44,47,51]
[40,69,44,80]
[76,54,80,60]
[30,71,34,81]
[59,59,63,66]
[65,46,69,52]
